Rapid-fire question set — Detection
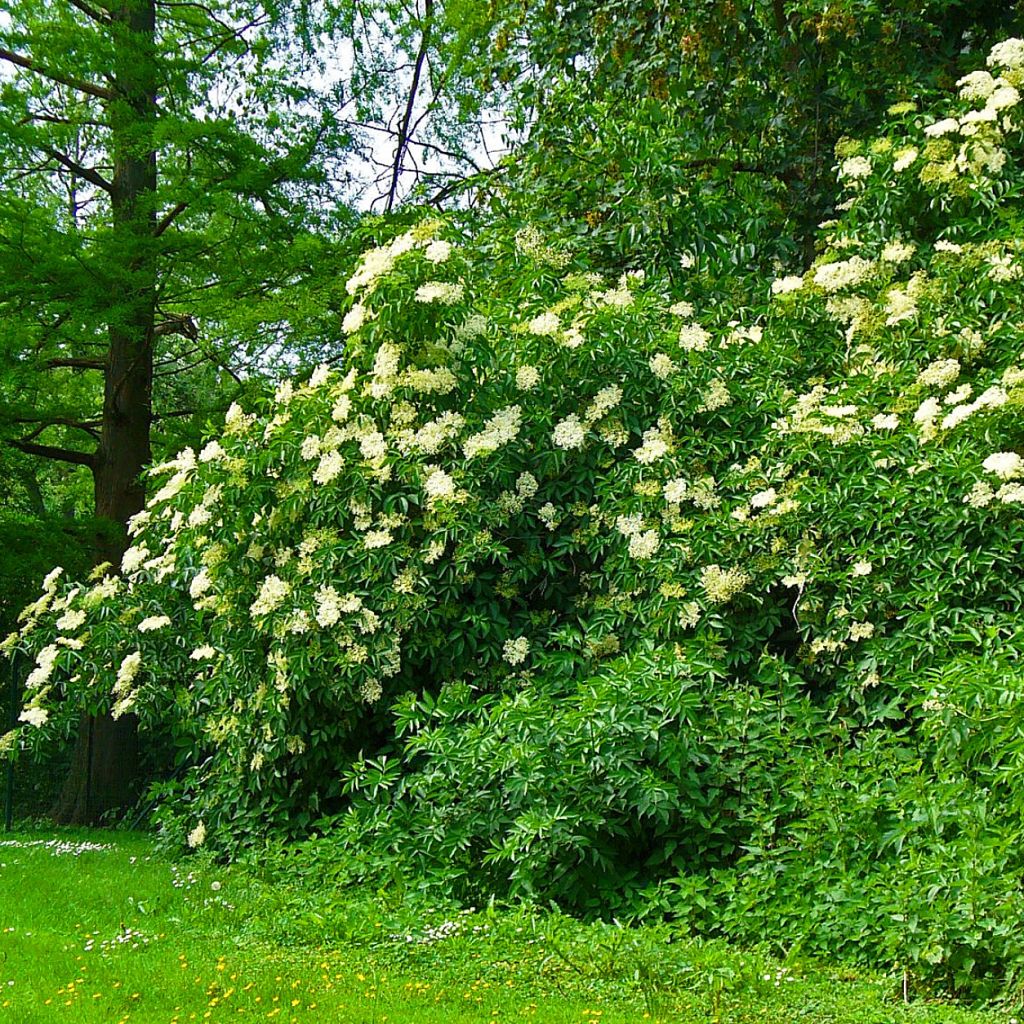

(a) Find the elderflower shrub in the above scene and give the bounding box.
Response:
[9,37,1024,996]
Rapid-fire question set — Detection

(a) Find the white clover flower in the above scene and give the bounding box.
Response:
[982,451,1024,480]
[515,365,540,390]
[138,615,171,633]
[649,353,676,379]
[552,414,587,450]
[502,636,530,665]
[771,275,805,295]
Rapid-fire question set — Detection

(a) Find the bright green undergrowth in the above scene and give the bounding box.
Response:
[0,829,1017,1024]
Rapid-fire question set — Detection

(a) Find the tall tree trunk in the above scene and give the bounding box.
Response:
[52,0,157,825]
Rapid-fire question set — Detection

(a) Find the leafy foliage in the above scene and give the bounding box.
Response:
[10,28,1024,1000]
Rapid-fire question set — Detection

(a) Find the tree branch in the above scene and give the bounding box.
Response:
[0,47,114,100]
[65,0,112,24]
[8,438,96,467]
[46,357,106,370]
[153,201,188,237]
[385,0,434,213]
[42,146,114,193]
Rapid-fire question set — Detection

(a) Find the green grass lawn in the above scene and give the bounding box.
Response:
[0,827,1017,1024]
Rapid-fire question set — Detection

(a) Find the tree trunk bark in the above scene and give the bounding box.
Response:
[52,0,157,825]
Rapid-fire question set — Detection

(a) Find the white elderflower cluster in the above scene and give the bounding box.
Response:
[988,38,1024,71]
[342,303,368,334]
[364,530,393,549]
[412,412,464,455]
[313,450,344,485]
[250,575,291,618]
[664,477,689,503]
[649,353,676,379]
[515,365,540,390]
[678,322,711,351]
[424,239,453,264]
[190,645,216,661]
[516,472,538,498]
[628,529,661,560]
[839,155,872,181]
[852,560,873,577]
[699,379,732,412]
[346,228,422,295]
[56,608,86,633]
[138,615,171,633]
[415,281,464,304]
[958,70,997,102]
[634,425,670,464]
[462,405,522,459]
[771,275,805,295]
[584,385,623,424]
[881,240,915,264]
[502,636,530,665]
[700,564,752,605]
[915,358,960,390]
[750,488,778,510]
[553,414,587,450]
[982,451,1024,480]
[187,821,207,849]
[19,706,49,728]
[527,311,561,336]
[893,147,918,172]
[812,255,874,292]
[424,467,456,501]
[924,117,959,138]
